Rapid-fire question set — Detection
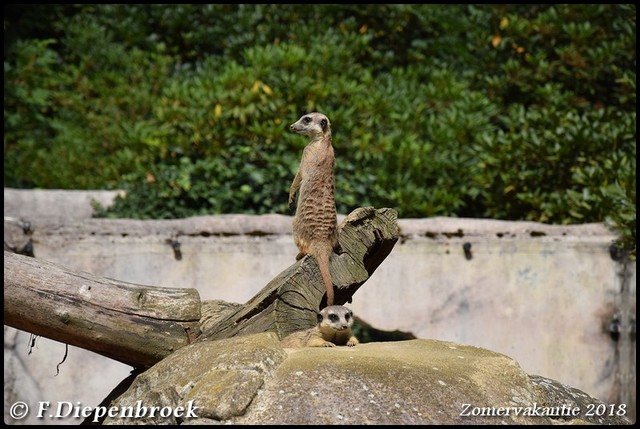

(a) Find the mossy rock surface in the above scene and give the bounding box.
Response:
[102,333,631,425]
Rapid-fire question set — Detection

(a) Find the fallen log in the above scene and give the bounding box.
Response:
[3,251,201,368]
[3,207,399,367]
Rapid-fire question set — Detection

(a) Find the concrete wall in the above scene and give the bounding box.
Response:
[4,188,636,424]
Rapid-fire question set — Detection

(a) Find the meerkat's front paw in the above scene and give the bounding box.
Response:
[322,342,336,347]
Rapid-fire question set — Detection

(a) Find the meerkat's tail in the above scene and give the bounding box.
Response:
[312,246,334,306]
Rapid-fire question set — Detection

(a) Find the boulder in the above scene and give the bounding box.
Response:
[99,333,631,425]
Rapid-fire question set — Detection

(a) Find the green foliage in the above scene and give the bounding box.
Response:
[4,13,173,188]
[4,5,636,256]
[474,105,635,222]
[483,4,636,110]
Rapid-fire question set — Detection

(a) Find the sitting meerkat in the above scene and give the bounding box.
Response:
[280,305,359,348]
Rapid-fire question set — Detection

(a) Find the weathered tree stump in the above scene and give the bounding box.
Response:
[197,207,399,342]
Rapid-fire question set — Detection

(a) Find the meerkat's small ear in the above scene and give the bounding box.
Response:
[316,312,323,323]
[320,119,328,132]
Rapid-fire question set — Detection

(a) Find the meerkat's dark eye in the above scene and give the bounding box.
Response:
[303,116,312,124]
[329,313,339,322]
[344,313,351,321]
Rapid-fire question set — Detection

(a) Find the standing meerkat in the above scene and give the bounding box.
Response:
[289,112,338,307]
[280,305,359,348]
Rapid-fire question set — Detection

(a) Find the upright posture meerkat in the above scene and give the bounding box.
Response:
[280,305,359,348]
[289,112,338,307]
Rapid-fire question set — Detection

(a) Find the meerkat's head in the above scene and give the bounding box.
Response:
[317,305,354,332]
[290,112,331,139]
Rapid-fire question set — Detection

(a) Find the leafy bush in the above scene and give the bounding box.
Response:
[4,5,636,256]
[4,13,173,188]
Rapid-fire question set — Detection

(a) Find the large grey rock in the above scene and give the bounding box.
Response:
[102,333,287,425]
[101,333,631,425]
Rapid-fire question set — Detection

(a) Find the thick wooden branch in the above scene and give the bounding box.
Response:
[3,207,399,367]
[3,251,201,368]
[197,207,399,342]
